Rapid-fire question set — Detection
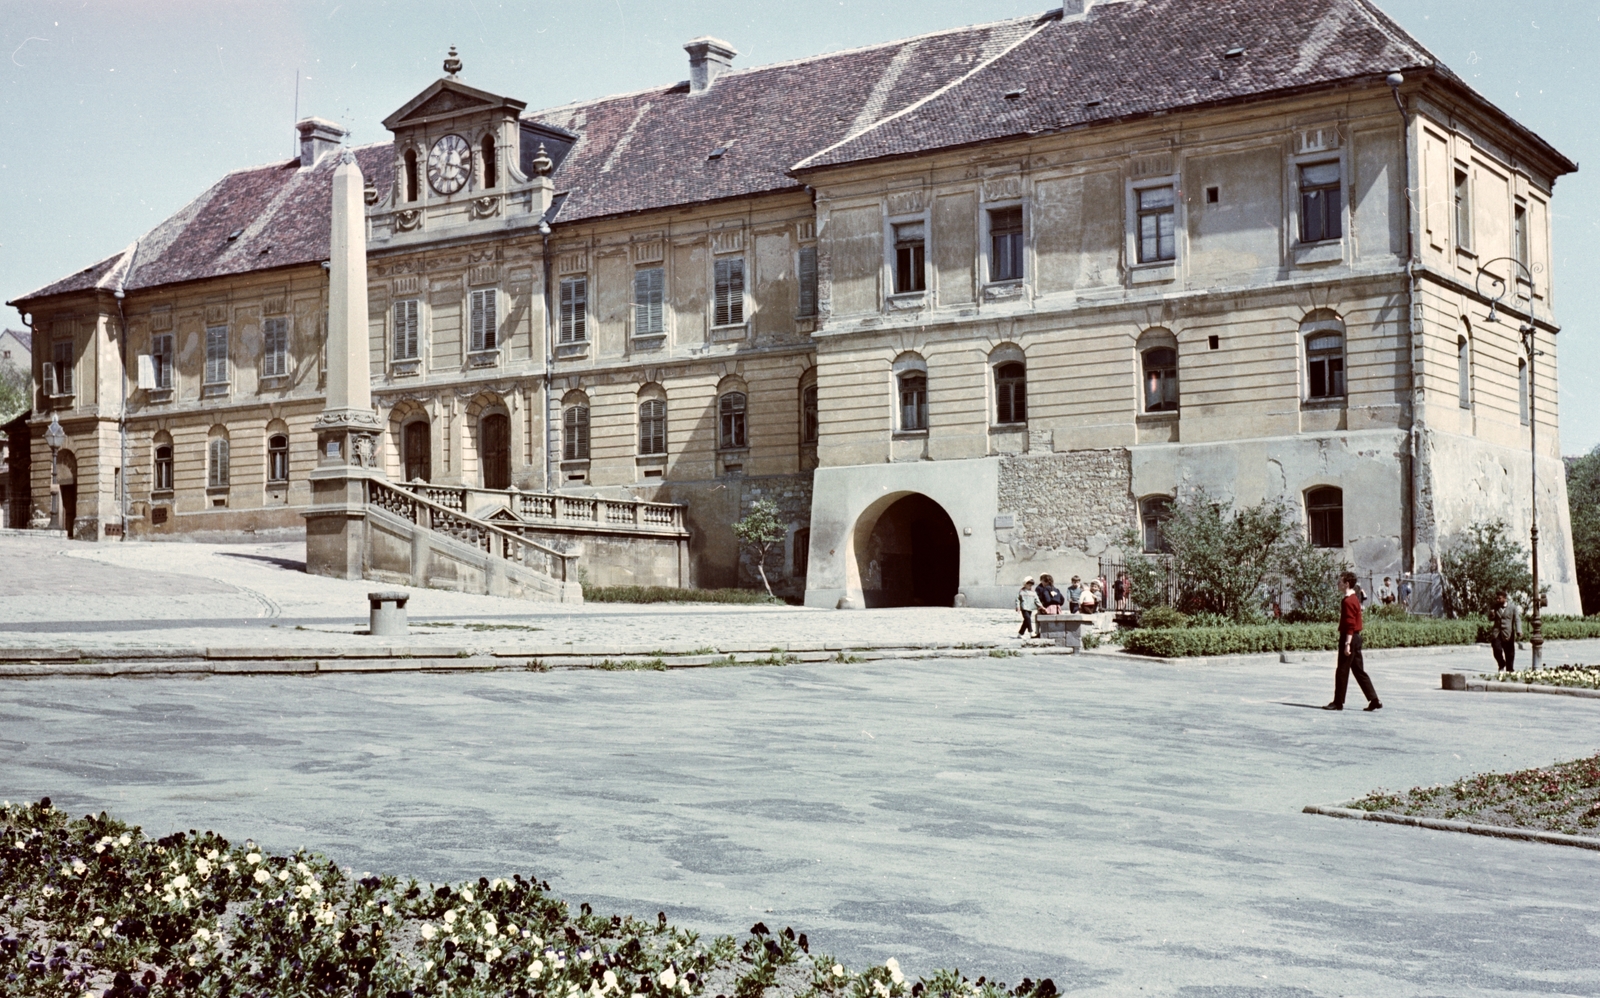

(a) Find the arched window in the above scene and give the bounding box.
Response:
[1142,347,1178,412]
[404,149,419,203]
[480,134,497,189]
[153,444,173,493]
[267,434,289,484]
[639,399,667,455]
[802,383,819,444]
[207,437,230,489]
[1139,496,1173,553]
[718,392,747,449]
[1518,358,1529,425]
[563,404,591,461]
[1457,323,1472,409]
[995,362,1026,425]
[1307,487,1344,548]
[403,420,431,482]
[898,372,928,431]
[1303,314,1345,399]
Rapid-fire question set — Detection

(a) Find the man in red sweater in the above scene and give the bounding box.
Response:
[1325,571,1382,711]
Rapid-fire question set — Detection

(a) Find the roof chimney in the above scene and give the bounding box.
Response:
[1063,0,1096,17]
[684,37,737,94]
[297,117,347,168]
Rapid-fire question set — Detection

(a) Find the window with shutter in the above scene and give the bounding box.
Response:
[393,300,420,361]
[797,246,818,317]
[51,340,74,394]
[634,268,665,336]
[714,258,744,326]
[639,399,667,455]
[560,278,587,343]
[470,289,497,352]
[152,334,175,389]
[208,438,230,489]
[563,405,590,460]
[204,327,229,385]
[262,318,290,377]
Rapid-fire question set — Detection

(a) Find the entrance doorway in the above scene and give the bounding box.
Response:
[57,449,78,538]
[403,421,431,482]
[859,493,959,607]
[480,413,511,490]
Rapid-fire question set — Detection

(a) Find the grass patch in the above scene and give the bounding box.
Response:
[1347,753,1600,837]
[582,585,783,605]
[988,649,1021,658]
[418,621,544,632]
[1483,664,1600,689]
[0,800,1061,998]
[832,652,864,664]
[594,658,669,671]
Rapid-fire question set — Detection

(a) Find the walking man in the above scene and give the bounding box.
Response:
[1325,571,1382,711]
[1489,591,1521,673]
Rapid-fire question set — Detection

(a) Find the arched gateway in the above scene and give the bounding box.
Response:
[854,492,960,607]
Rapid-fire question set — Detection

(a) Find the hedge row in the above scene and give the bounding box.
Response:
[1122,618,1482,658]
[1532,616,1600,641]
[582,584,784,605]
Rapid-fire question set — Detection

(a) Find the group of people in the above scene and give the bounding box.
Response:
[1014,573,1114,637]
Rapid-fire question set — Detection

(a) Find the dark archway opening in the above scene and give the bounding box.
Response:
[862,493,959,608]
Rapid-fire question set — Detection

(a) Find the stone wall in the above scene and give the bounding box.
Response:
[996,449,1135,585]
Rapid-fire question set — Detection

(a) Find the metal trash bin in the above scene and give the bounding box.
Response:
[368,591,410,637]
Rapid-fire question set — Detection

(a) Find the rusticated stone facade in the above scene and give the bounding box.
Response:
[996,449,1135,586]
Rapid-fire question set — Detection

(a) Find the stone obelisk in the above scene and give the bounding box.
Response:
[304,149,384,579]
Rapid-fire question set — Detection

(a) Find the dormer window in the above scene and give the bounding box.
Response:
[481,134,497,189]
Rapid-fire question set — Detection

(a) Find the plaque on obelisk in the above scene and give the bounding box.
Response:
[304,149,384,580]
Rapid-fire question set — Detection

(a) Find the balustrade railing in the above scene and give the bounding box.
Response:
[396,482,686,533]
[369,479,577,585]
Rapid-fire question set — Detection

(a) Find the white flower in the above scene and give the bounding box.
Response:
[891,971,905,985]
[277,869,290,882]
[487,946,502,962]
[461,887,475,902]
[833,965,845,979]
[659,968,677,989]
[529,959,545,978]
[195,858,211,876]
[382,904,392,917]
[443,909,458,925]
[296,862,311,876]
[171,874,190,890]
[603,969,619,992]
[483,915,497,932]
[93,916,105,927]
[206,849,219,861]
[420,923,437,940]
[118,835,131,847]
[71,859,87,874]
[424,960,435,971]
[195,928,211,942]
[885,959,900,974]
[246,853,262,865]
[253,869,270,884]
[94,843,106,854]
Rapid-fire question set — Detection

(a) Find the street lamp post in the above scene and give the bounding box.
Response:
[44,413,66,533]
[1477,258,1543,670]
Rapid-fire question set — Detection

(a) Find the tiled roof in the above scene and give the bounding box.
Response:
[1,329,31,351]
[534,13,1044,223]
[796,0,1439,170]
[12,0,1569,304]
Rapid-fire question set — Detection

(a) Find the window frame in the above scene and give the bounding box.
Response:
[49,339,74,396]
[1453,165,1473,252]
[897,372,928,433]
[1141,345,1179,414]
[713,257,746,327]
[1133,183,1178,265]
[559,277,588,344]
[204,326,229,387]
[469,287,498,354]
[891,219,927,295]
[1457,333,1472,409]
[633,266,666,337]
[153,444,174,494]
[718,391,748,450]
[480,134,497,189]
[638,398,667,456]
[1302,317,1346,402]
[801,383,819,444]
[1306,486,1344,549]
[207,437,231,490]
[1140,496,1173,554]
[986,205,1025,284]
[1297,160,1344,244]
[392,299,421,362]
[562,404,591,461]
[262,316,290,378]
[151,333,175,390]
[796,245,819,318]
[267,433,290,484]
[994,361,1027,426]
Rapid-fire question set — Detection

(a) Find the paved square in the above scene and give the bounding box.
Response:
[3,648,1597,996]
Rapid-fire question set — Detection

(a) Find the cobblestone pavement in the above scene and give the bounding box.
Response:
[0,536,1025,653]
[4,650,1599,996]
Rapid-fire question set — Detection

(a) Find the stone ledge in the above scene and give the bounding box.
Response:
[1441,673,1600,699]
[1302,804,1600,852]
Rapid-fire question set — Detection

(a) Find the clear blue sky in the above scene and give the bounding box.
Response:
[2,0,1594,454]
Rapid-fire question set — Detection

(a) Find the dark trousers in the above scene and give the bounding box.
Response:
[1491,637,1517,672]
[1333,632,1378,706]
[1017,610,1032,636]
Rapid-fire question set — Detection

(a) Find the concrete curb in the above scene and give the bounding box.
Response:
[0,642,1070,678]
[1440,673,1600,699]
[1302,804,1600,852]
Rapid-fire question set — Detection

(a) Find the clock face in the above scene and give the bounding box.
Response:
[427,133,472,195]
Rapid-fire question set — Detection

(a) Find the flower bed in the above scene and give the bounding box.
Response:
[0,800,1057,998]
[1121,619,1481,658]
[1483,665,1600,690]
[1345,754,1600,837]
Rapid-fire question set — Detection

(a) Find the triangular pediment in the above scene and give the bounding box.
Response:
[382,78,527,131]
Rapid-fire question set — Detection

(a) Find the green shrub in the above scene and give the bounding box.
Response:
[1536,616,1600,640]
[1440,518,1535,618]
[1122,618,1482,657]
[1139,605,1191,629]
[1368,603,1409,622]
[582,585,782,605]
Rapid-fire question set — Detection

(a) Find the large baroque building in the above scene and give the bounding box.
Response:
[8,0,1581,611]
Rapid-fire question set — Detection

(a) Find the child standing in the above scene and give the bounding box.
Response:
[1016,577,1040,637]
